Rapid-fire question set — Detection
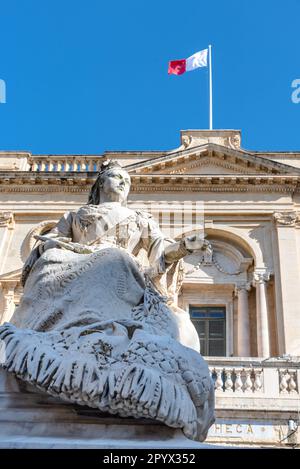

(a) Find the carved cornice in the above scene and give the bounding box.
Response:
[130,182,298,194]
[0,172,299,194]
[273,211,300,226]
[127,142,300,176]
[0,211,14,228]
[168,157,257,175]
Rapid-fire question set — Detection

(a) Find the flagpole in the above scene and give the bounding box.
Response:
[208,44,213,130]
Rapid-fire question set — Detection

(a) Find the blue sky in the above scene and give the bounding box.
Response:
[0,0,300,154]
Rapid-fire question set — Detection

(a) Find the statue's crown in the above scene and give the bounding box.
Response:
[99,159,122,175]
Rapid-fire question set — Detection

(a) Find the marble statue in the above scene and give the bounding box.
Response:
[0,160,215,442]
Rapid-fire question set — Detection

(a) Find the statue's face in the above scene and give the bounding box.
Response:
[101,168,131,202]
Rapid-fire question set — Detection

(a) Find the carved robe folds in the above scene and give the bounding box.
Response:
[0,203,215,442]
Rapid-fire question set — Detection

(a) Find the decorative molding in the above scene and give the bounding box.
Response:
[213,255,242,276]
[184,242,214,275]
[168,156,258,175]
[212,240,252,276]
[169,130,242,154]
[273,211,300,227]
[184,239,252,277]
[227,134,241,150]
[234,282,252,297]
[182,135,192,149]
[253,270,271,285]
[0,172,299,194]
[130,184,298,194]
[0,211,14,229]
[128,141,300,176]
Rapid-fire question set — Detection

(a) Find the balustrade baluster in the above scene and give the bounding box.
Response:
[48,160,55,171]
[215,368,223,392]
[75,159,81,171]
[254,370,262,392]
[32,160,39,171]
[225,369,234,392]
[288,371,297,394]
[279,371,288,394]
[244,369,253,392]
[234,369,243,393]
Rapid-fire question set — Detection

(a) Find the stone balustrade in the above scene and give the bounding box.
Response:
[207,357,300,398]
[210,366,263,394]
[206,357,300,446]
[28,156,103,172]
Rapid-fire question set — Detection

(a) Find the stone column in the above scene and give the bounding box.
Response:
[0,281,17,324]
[253,271,270,358]
[0,212,14,274]
[235,283,251,357]
[273,211,300,356]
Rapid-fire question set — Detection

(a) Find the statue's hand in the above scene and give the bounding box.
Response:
[164,236,210,264]
[184,234,209,252]
[42,239,68,252]
[34,235,72,253]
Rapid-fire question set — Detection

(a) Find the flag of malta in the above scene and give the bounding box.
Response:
[168,49,208,75]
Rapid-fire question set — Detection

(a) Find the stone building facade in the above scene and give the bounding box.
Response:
[0,129,299,447]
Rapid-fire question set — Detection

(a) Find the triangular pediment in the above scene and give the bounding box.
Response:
[126,143,300,176]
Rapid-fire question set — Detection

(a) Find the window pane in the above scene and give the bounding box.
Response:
[200,339,206,355]
[190,308,225,319]
[189,306,226,357]
[190,311,208,318]
[209,320,224,338]
[193,320,205,338]
[209,312,225,318]
[209,339,225,356]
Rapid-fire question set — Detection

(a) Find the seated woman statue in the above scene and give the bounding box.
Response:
[0,160,215,442]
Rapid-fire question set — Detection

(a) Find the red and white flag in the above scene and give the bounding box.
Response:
[168,49,208,75]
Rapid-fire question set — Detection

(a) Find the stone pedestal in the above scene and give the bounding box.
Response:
[0,369,216,449]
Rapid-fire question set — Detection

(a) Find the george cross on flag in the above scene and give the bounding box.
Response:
[168,49,208,75]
